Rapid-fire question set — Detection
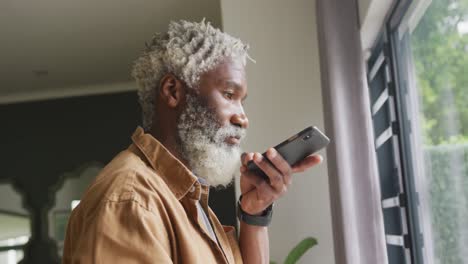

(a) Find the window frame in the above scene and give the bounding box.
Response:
[388,2,426,262]
[366,0,430,263]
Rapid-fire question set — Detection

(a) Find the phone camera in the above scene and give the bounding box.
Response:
[303,134,311,140]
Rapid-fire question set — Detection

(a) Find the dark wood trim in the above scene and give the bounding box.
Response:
[0,209,29,218]
[0,244,26,252]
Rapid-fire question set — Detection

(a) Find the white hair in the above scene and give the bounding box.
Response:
[131,19,251,131]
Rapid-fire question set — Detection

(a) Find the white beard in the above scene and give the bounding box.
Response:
[176,93,246,188]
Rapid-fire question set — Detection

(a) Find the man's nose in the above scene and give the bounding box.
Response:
[231,112,249,129]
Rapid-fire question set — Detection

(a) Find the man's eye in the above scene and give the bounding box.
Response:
[224,92,234,99]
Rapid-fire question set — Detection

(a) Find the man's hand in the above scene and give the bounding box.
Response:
[239,148,323,215]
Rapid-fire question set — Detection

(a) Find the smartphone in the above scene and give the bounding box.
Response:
[246,126,330,180]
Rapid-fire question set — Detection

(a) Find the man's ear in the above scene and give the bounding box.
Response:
[159,74,185,108]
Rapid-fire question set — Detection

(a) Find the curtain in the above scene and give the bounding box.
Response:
[316,0,388,263]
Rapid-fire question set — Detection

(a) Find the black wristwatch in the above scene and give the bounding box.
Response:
[237,195,273,226]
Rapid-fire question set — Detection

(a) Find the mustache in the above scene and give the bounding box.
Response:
[216,124,247,142]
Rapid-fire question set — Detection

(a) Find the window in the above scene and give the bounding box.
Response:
[367,0,468,263]
[0,184,31,264]
[0,235,28,264]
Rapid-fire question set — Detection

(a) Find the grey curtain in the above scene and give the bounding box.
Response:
[316,0,388,263]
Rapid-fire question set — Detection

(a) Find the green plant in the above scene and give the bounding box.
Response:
[270,237,318,264]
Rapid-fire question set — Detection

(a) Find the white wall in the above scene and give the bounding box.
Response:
[359,0,395,53]
[358,0,373,26]
[220,1,334,263]
[0,184,28,215]
[0,184,30,240]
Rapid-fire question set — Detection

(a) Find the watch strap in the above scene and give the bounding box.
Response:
[237,195,273,226]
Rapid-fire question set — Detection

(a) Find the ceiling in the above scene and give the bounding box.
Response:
[0,0,221,104]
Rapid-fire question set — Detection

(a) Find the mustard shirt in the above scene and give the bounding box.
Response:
[62,127,243,263]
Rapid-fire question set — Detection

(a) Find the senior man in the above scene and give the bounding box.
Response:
[63,20,322,264]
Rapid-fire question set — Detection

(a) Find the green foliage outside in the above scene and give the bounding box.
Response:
[424,144,468,264]
[412,0,468,145]
[411,0,468,263]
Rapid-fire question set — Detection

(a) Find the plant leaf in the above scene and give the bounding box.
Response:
[283,237,318,264]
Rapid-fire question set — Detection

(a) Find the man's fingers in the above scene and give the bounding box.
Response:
[291,154,323,173]
[241,166,280,202]
[253,152,284,191]
[241,152,254,166]
[266,148,292,176]
[241,167,267,187]
[265,148,292,185]
[256,182,279,204]
[242,168,281,201]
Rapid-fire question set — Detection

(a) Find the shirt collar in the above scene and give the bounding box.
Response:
[197,177,209,186]
[130,126,198,200]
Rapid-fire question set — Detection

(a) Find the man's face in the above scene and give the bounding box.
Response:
[176,58,249,187]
